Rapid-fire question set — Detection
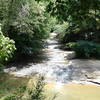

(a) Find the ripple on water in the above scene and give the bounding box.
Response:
[5,33,100,85]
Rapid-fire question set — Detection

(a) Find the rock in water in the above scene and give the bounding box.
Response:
[65,51,76,60]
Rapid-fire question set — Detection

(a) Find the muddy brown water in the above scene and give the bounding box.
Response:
[45,82,100,100]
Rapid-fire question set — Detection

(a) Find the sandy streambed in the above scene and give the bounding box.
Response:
[45,82,100,100]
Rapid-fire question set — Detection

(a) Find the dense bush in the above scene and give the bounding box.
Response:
[0,0,50,56]
[64,42,76,50]
[62,27,100,43]
[0,24,16,65]
[47,0,100,44]
[48,17,58,32]
[65,41,100,58]
[1,95,16,100]
[26,76,45,100]
[54,23,67,33]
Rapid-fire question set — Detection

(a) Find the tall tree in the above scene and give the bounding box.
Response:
[1,0,50,55]
[47,0,100,43]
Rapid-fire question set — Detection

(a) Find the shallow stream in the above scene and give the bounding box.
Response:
[5,33,100,100]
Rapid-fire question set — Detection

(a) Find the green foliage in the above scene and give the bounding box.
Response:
[1,86,25,100]
[47,0,100,43]
[47,0,100,23]
[54,23,67,33]
[12,86,27,100]
[0,24,16,64]
[0,0,9,22]
[55,23,68,41]
[1,95,16,100]
[0,73,29,98]
[46,0,100,58]
[62,26,100,43]
[48,17,58,32]
[0,74,57,100]
[1,76,46,100]
[0,0,50,56]
[65,41,100,58]
[27,76,45,100]
[64,42,76,50]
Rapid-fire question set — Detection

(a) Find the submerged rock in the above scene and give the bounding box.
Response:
[4,67,17,73]
[65,51,76,60]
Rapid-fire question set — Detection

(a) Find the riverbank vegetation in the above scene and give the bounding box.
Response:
[0,0,51,99]
[1,0,100,66]
[0,25,16,68]
[0,73,29,98]
[47,0,100,58]
[0,74,57,100]
[0,74,47,100]
[0,0,52,58]
[0,0,100,99]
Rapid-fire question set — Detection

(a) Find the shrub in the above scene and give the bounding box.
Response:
[1,76,57,100]
[62,25,100,43]
[54,23,67,34]
[1,95,16,100]
[65,41,100,58]
[0,24,16,64]
[64,42,76,50]
[2,0,50,56]
[25,76,45,100]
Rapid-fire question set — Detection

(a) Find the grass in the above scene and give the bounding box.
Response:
[0,73,29,98]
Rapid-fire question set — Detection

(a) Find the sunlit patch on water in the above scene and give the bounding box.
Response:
[45,82,100,100]
[4,33,100,86]
[55,82,63,90]
[6,33,73,83]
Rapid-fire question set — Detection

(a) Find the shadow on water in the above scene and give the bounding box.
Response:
[6,51,49,69]
[5,32,100,84]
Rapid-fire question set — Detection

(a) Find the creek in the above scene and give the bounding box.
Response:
[5,33,100,100]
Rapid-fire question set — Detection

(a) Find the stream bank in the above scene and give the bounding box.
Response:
[4,33,100,85]
[3,32,100,100]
